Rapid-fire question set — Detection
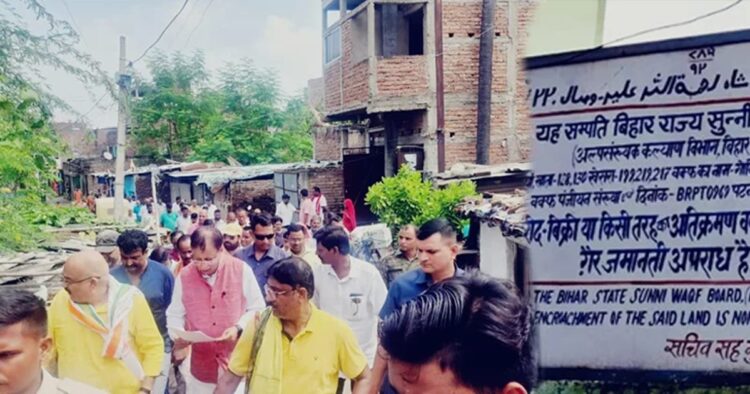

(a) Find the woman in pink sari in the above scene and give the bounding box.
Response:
[342,198,357,232]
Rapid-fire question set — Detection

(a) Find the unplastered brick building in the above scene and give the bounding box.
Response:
[317,0,535,220]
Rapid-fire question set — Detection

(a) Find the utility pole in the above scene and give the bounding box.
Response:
[476,0,495,165]
[113,36,128,221]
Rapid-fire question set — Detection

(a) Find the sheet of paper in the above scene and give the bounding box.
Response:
[169,328,220,343]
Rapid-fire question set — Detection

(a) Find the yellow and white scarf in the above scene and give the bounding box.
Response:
[67,277,145,380]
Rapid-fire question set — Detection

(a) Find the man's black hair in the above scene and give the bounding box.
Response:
[251,213,273,231]
[313,186,321,193]
[271,216,283,225]
[380,274,534,391]
[242,225,253,232]
[181,205,189,211]
[177,234,191,247]
[0,289,47,338]
[282,194,290,199]
[300,189,309,197]
[284,223,304,239]
[149,247,170,264]
[190,212,198,219]
[117,229,149,254]
[202,219,215,227]
[314,225,350,255]
[171,231,184,244]
[417,218,457,242]
[191,226,222,251]
[324,212,342,226]
[267,257,315,299]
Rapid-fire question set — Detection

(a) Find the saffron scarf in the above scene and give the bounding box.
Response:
[67,277,145,380]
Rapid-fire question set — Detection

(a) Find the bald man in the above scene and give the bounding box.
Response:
[46,251,165,394]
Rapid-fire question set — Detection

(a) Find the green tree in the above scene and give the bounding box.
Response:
[132,54,315,165]
[131,51,214,162]
[0,0,99,251]
[365,166,477,232]
[192,62,284,164]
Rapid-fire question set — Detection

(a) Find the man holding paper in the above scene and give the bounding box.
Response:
[166,226,265,394]
[47,250,164,394]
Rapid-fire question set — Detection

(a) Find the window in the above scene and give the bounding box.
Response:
[325,27,342,64]
[376,4,425,58]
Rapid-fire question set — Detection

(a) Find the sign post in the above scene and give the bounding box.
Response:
[527,30,750,383]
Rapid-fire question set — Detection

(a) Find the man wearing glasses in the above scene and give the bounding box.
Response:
[237,214,289,291]
[215,257,373,394]
[47,250,164,393]
[166,227,265,394]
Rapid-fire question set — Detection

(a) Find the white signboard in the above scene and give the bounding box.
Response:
[528,39,750,372]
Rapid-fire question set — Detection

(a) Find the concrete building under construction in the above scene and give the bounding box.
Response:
[312,0,536,220]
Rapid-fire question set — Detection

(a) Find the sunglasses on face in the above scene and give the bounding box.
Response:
[255,234,275,240]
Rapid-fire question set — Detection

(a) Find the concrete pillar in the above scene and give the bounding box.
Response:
[339,0,347,20]
[424,0,438,173]
[368,1,377,97]
[384,115,398,177]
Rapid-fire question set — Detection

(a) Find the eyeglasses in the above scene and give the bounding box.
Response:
[264,284,294,297]
[254,234,275,241]
[63,275,99,286]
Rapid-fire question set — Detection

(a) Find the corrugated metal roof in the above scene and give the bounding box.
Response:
[434,162,531,184]
[165,161,341,186]
[457,190,528,238]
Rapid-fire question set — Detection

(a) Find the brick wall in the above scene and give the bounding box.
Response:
[514,0,536,162]
[54,122,96,158]
[441,0,536,168]
[319,0,536,169]
[307,77,325,110]
[324,58,343,111]
[313,126,343,161]
[230,179,275,213]
[308,167,345,214]
[376,56,429,97]
[324,20,369,115]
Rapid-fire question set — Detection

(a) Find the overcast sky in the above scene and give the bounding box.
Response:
[25,0,750,128]
[602,0,750,45]
[34,0,322,128]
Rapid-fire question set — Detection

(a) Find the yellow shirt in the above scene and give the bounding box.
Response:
[229,304,367,394]
[47,289,165,394]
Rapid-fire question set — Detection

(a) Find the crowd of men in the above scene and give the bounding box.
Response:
[1,187,534,394]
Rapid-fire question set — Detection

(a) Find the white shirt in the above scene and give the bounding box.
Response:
[312,257,387,365]
[140,212,154,229]
[275,202,296,225]
[312,195,328,215]
[166,262,265,334]
[177,216,192,233]
[207,204,218,219]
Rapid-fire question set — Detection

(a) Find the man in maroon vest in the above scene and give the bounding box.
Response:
[166,226,264,393]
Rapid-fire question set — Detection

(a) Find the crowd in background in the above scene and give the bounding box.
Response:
[0,185,534,394]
